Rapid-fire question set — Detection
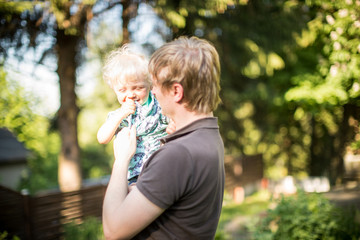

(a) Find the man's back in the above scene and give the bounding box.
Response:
[135,118,225,239]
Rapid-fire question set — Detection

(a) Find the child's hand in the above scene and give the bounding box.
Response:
[166,119,176,134]
[120,98,136,118]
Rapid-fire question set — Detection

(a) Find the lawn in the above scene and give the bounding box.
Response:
[216,190,272,240]
[215,189,360,240]
[62,188,360,240]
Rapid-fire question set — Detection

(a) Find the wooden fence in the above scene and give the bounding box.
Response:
[1,155,265,239]
[0,183,107,240]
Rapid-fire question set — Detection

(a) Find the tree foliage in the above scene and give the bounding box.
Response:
[1,0,359,188]
[153,0,360,183]
[282,0,360,180]
[0,0,139,191]
[0,69,60,192]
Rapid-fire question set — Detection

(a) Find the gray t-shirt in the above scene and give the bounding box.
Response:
[135,117,225,240]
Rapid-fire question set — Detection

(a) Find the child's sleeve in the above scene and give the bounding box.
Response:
[159,113,170,125]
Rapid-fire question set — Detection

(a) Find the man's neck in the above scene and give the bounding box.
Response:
[172,109,213,131]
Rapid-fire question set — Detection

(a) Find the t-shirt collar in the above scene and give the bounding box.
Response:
[142,91,153,107]
[161,117,219,144]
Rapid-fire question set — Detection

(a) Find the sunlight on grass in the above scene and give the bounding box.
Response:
[216,190,272,240]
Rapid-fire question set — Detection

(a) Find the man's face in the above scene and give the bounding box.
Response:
[151,76,170,117]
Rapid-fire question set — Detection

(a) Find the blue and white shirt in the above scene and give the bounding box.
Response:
[108,92,168,180]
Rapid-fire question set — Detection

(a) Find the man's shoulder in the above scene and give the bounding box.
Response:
[153,141,191,162]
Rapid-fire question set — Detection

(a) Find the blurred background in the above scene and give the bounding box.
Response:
[0,0,359,239]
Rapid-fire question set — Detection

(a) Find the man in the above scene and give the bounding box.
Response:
[102,36,225,240]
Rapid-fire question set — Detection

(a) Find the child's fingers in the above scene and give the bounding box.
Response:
[126,97,136,105]
[124,99,136,113]
[121,102,136,116]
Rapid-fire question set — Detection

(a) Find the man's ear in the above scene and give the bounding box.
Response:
[172,83,184,103]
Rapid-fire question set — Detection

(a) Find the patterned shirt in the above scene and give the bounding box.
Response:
[108,92,168,180]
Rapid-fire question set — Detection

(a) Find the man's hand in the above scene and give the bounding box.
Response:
[104,123,164,239]
[114,125,137,163]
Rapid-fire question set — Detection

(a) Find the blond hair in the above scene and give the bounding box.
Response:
[149,36,221,113]
[102,44,151,88]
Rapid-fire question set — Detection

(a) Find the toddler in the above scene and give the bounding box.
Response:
[97,45,174,184]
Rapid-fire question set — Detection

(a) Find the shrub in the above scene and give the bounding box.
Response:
[252,190,360,240]
[0,231,19,240]
[63,217,104,240]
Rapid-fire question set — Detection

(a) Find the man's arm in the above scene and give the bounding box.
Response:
[102,127,164,240]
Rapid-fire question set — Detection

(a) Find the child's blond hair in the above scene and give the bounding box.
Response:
[103,44,151,88]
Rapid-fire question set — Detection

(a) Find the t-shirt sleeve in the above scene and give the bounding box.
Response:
[136,144,193,209]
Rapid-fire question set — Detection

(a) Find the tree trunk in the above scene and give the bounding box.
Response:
[53,1,137,192]
[309,116,328,177]
[331,104,360,184]
[56,29,82,192]
[121,0,138,44]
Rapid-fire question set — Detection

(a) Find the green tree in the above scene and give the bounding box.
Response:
[153,0,360,183]
[155,0,310,178]
[284,0,360,182]
[0,69,60,192]
[0,0,140,191]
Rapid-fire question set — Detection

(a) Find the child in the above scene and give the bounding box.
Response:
[97,45,175,184]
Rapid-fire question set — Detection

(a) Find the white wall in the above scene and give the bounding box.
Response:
[0,163,27,190]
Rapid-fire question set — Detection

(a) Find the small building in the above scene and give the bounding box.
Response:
[0,128,30,190]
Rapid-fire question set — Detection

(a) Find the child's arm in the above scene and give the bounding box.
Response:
[97,99,136,144]
[97,111,125,144]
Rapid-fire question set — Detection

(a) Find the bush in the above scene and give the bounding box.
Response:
[0,231,19,240]
[252,190,360,240]
[63,217,104,240]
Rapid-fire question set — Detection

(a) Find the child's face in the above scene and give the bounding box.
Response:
[112,79,150,105]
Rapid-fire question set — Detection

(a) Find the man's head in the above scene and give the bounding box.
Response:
[149,36,221,114]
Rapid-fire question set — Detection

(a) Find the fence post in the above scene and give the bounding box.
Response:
[22,189,32,240]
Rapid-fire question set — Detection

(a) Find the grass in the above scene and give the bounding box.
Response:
[216,190,272,240]
[62,189,360,240]
[62,190,272,240]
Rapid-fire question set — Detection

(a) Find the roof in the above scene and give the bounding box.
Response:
[0,128,29,164]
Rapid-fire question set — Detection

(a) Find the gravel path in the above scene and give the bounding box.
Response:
[324,182,360,210]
